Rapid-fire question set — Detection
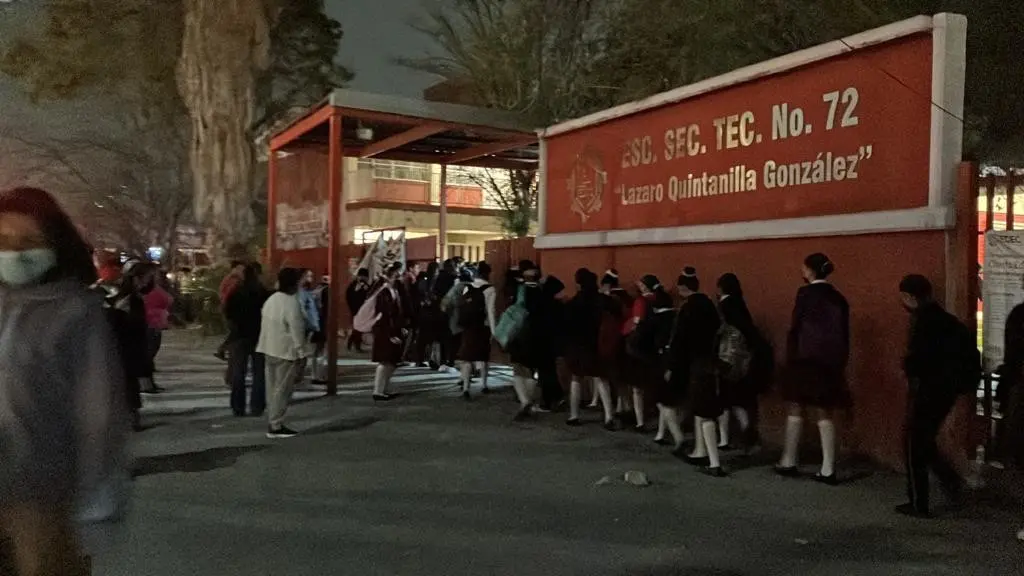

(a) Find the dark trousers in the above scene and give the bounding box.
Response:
[905,391,962,513]
[228,337,266,416]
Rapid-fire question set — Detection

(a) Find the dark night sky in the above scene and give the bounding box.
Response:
[0,0,444,134]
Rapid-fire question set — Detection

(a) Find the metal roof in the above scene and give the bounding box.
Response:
[270,89,539,170]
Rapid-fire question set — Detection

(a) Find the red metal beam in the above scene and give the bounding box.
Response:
[326,111,343,396]
[375,150,535,171]
[266,151,279,269]
[443,136,537,165]
[270,105,336,151]
[359,123,451,159]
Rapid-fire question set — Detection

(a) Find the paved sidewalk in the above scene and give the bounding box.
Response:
[91,330,1023,576]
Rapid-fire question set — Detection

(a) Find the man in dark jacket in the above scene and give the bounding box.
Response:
[346,268,370,352]
[225,264,271,416]
[898,274,966,517]
[997,300,1024,464]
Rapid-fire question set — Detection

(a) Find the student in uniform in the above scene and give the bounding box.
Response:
[535,275,567,411]
[600,269,636,426]
[456,261,498,399]
[715,273,760,451]
[505,266,544,420]
[345,268,370,353]
[776,253,850,485]
[371,263,406,401]
[668,268,725,477]
[627,275,676,444]
[564,268,617,429]
[897,274,967,517]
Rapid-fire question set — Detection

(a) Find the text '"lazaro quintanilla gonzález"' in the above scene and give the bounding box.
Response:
[615,87,872,206]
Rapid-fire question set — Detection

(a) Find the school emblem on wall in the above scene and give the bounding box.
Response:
[567,147,606,223]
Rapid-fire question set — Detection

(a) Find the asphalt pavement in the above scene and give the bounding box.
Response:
[88,330,1023,576]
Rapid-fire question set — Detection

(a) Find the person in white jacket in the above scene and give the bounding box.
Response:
[257,268,310,439]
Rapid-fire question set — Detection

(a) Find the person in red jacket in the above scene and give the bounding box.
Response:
[143,268,174,387]
[214,260,246,360]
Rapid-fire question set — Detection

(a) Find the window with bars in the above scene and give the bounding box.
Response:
[445,166,483,187]
[364,159,431,182]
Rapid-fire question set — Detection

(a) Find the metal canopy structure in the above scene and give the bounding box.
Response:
[267,88,539,394]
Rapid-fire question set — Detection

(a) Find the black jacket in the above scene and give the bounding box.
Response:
[668,292,721,375]
[346,280,369,316]
[225,285,270,341]
[787,282,850,369]
[904,302,964,401]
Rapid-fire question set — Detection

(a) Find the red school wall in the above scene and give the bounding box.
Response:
[540,230,947,467]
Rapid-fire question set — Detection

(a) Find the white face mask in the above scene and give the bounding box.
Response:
[0,248,57,287]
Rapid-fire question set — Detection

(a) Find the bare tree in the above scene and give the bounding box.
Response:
[3,111,192,260]
[403,0,602,236]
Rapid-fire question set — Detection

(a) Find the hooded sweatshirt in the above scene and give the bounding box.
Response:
[0,279,129,511]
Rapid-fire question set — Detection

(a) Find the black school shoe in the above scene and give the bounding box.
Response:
[813,472,839,486]
[703,466,728,478]
[566,418,583,426]
[894,503,931,518]
[774,465,800,478]
[266,426,299,439]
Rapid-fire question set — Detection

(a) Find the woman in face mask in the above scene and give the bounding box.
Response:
[0,187,129,576]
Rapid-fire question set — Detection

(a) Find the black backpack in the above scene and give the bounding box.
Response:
[628,307,675,359]
[458,283,489,329]
[948,315,982,395]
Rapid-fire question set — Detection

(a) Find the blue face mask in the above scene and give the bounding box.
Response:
[0,249,58,287]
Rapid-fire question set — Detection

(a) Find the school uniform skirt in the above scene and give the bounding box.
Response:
[719,375,756,408]
[646,354,686,407]
[372,325,404,365]
[457,324,492,362]
[688,357,723,419]
[782,360,849,409]
[563,344,605,380]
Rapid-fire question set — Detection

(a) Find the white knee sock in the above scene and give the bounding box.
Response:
[512,376,530,407]
[664,407,684,447]
[818,419,836,476]
[689,417,708,458]
[632,388,644,427]
[717,411,731,447]
[479,362,490,390]
[655,409,666,440]
[779,415,803,468]
[460,362,472,392]
[703,419,722,468]
[596,378,614,423]
[733,407,750,432]
[373,364,388,395]
[569,379,582,420]
[588,380,599,407]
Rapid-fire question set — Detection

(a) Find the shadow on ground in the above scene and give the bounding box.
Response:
[300,416,381,436]
[133,445,269,477]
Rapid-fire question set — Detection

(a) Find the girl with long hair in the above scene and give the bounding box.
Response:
[0,187,129,575]
[564,268,617,428]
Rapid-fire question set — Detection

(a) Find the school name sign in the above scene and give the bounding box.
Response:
[617,91,874,204]
[539,15,966,244]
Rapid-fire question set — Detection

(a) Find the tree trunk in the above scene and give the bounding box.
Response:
[176,0,274,256]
